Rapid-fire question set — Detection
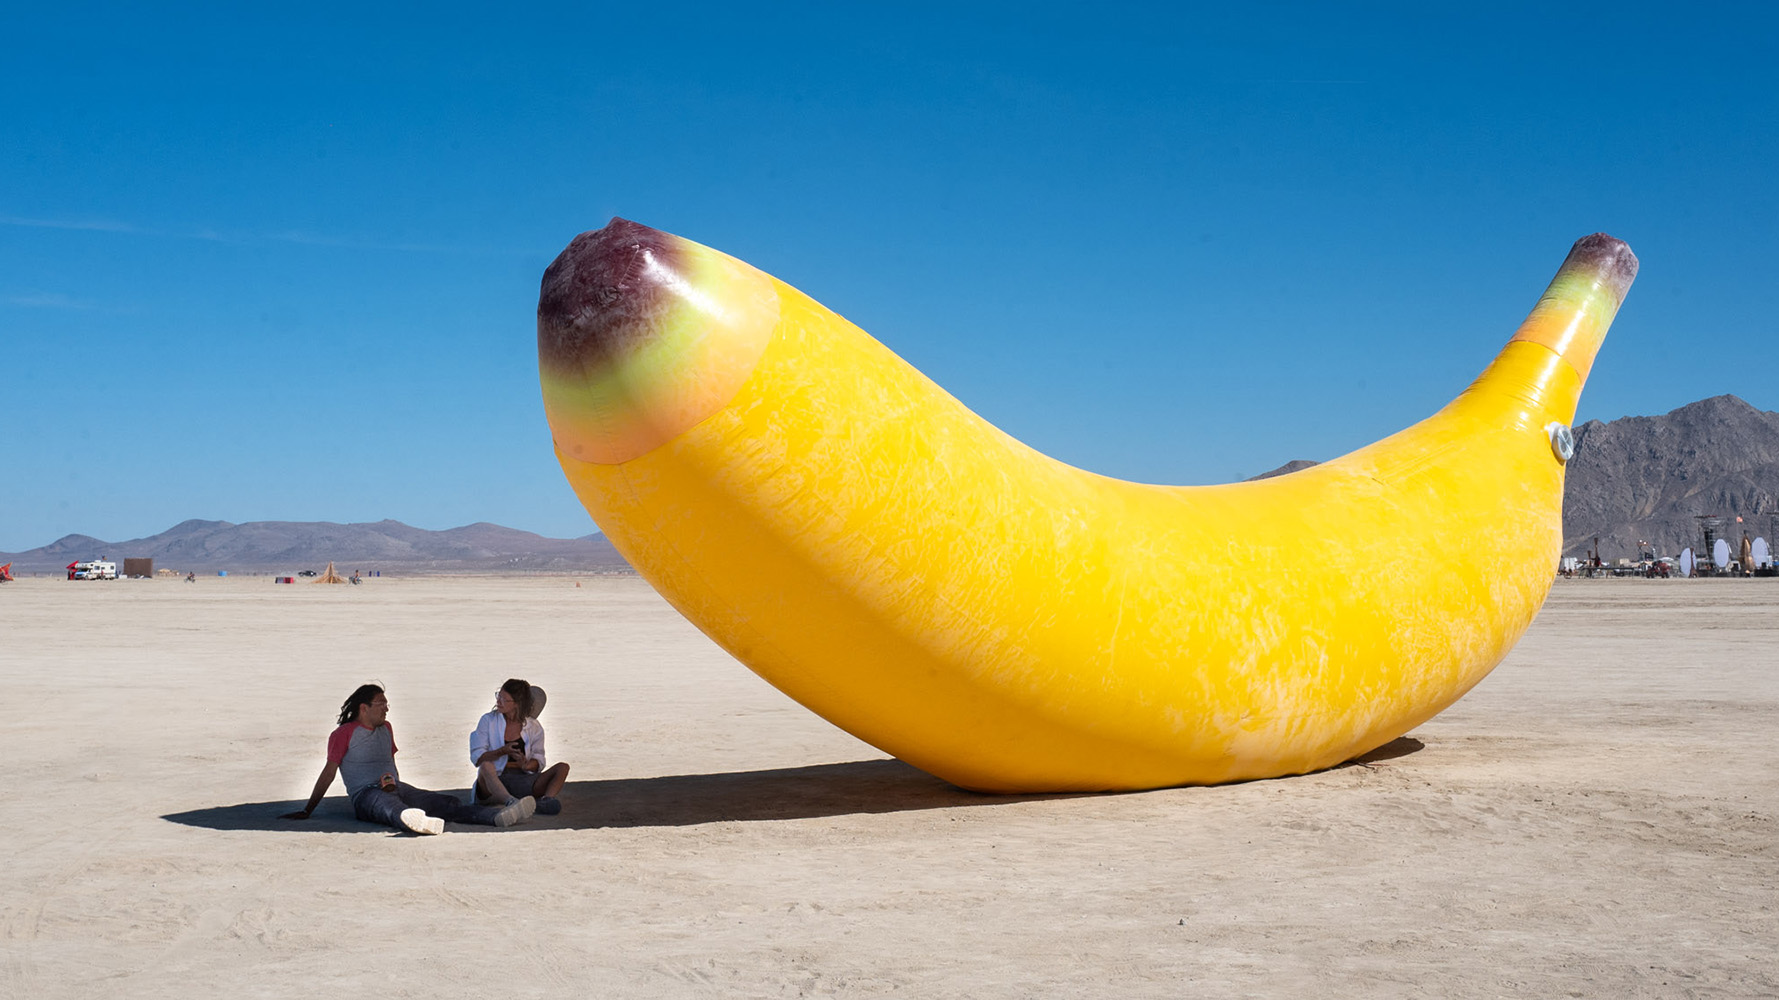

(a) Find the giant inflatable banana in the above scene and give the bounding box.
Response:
[538,221,1637,792]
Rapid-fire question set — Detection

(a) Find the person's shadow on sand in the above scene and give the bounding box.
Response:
[161,738,1423,834]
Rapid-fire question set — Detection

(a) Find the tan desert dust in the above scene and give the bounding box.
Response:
[2,575,1774,998]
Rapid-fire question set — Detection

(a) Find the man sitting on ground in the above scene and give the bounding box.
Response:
[282,683,535,834]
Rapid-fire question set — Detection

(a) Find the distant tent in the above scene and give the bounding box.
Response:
[314,561,347,584]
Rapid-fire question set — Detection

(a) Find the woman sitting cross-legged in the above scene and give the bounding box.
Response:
[471,678,569,816]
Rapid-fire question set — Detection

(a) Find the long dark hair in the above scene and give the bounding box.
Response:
[337,683,384,726]
[501,678,533,720]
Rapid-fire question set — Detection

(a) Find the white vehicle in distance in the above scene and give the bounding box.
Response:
[67,559,118,580]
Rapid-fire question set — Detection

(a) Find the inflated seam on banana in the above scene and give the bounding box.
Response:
[539,222,1638,792]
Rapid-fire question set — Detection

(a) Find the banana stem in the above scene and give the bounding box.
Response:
[1506,233,1639,385]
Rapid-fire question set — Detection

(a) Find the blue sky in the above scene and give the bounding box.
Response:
[3,3,1775,551]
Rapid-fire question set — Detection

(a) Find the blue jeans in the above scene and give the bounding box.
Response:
[352,782,508,829]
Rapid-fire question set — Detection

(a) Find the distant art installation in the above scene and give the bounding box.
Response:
[537,220,1637,792]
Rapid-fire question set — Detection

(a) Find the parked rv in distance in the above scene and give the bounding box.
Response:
[66,559,118,580]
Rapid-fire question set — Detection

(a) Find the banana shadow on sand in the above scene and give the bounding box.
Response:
[162,738,1423,834]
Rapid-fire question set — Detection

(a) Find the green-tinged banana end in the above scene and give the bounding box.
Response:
[537,218,779,464]
[1509,233,1639,381]
[1561,233,1639,304]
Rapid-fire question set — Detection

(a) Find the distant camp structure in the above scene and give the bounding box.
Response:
[0,562,13,583]
[123,558,153,579]
[313,561,347,584]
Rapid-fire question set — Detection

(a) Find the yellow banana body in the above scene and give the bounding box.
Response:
[538,224,1636,792]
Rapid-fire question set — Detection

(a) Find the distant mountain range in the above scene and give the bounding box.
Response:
[0,519,632,575]
[1242,395,1779,561]
[1562,395,1779,560]
[7,396,1775,575]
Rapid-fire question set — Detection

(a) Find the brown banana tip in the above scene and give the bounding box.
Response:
[537,218,680,370]
[1566,233,1639,301]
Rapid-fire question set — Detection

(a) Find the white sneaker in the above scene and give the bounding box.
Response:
[399,808,444,835]
[493,796,536,828]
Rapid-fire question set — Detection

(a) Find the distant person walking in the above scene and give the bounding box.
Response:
[283,684,535,834]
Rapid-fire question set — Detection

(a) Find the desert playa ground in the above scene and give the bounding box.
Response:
[2,576,1774,998]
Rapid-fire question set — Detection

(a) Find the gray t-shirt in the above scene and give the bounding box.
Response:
[328,722,399,796]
